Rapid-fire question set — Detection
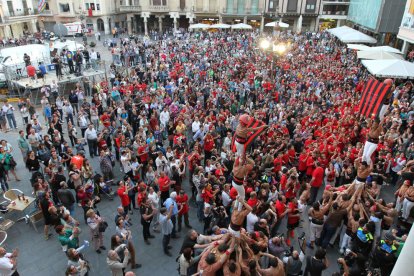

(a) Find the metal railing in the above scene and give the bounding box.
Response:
[119,5,142,12]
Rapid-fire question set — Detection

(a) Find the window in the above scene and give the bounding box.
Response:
[59,3,70,12]
[97,4,100,10]
[45,2,50,10]
[287,0,298,12]
[90,3,95,10]
[269,2,273,9]
[152,0,166,5]
[85,3,90,9]
[305,0,316,12]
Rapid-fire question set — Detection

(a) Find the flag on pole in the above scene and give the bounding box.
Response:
[358,78,391,118]
[37,0,46,13]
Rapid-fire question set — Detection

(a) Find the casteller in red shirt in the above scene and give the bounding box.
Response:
[311,166,324,188]
[158,175,170,192]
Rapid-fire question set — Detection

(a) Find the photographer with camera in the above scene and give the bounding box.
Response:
[303,248,329,276]
[335,249,367,276]
[283,234,307,276]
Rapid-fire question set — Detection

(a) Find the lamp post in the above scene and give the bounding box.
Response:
[259,38,287,79]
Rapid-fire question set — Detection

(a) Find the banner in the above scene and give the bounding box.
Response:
[37,0,46,13]
[358,78,391,118]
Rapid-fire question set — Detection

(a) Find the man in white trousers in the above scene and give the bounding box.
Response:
[232,156,254,211]
[362,118,383,165]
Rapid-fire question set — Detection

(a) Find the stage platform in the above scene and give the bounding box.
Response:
[9,69,106,90]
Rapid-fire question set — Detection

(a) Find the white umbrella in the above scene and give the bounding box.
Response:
[265,21,289,28]
[328,26,377,44]
[231,23,252,30]
[296,15,303,33]
[189,23,210,29]
[361,60,414,79]
[347,44,371,51]
[368,46,402,54]
[209,23,231,29]
[357,50,403,60]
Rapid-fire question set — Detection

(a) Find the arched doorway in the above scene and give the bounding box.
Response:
[97,18,104,32]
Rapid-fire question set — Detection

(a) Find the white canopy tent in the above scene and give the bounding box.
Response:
[188,23,210,29]
[361,60,414,79]
[368,46,402,54]
[357,50,403,60]
[265,21,289,28]
[209,23,231,29]
[347,44,371,51]
[231,23,252,30]
[328,26,377,44]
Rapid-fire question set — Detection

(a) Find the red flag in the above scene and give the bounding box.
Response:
[358,78,391,118]
[88,8,92,17]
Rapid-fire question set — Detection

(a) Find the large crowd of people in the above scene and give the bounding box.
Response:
[0,28,413,276]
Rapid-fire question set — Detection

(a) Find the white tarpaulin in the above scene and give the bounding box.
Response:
[231,23,253,30]
[357,50,403,60]
[209,23,231,29]
[265,21,289,28]
[361,60,414,79]
[189,23,210,29]
[328,26,377,44]
[368,46,402,54]
[347,44,371,51]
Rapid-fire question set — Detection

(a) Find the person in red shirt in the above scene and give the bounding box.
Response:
[176,190,191,231]
[286,198,300,246]
[306,152,316,178]
[100,111,111,128]
[309,162,324,204]
[203,132,215,160]
[273,195,288,236]
[137,141,149,164]
[158,171,171,205]
[298,150,308,180]
[117,180,131,216]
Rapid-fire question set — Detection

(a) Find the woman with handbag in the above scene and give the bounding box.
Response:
[86,209,106,254]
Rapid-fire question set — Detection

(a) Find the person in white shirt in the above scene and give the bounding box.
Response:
[191,116,201,134]
[222,131,232,152]
[246,209,259,233]
[155,151,169,174]
[0,247,18,276]
[63,101,74,125]
[84,124,98,157]
[120,149,132,176]
[90,49,98,70]
[221,184,232,209]
[159,107,170,129]
[147,186,160,232]
[50,80,59,100]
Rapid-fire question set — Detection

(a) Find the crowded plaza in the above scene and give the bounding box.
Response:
[0,20,413,276]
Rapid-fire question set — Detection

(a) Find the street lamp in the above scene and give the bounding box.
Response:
[259,39,287,79]
[260,39,271,50]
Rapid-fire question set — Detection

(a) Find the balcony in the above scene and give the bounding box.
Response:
[119,5,142,12]
[147,5,170,12]
[323,0,350,4]
[222,7,260,15]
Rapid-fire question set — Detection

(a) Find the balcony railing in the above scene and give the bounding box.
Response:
[148,5,170,12]
[323,0,350,2]
[222,7,260,15]
[119,5,142,12]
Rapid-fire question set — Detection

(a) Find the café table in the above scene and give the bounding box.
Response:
[7,196,36,223]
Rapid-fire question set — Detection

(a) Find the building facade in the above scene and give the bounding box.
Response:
[398,0,414,55]
[0,0,39,38]
[119,0,266,35]
[346,0,406,45]
[317,0,349,30]
[264,0,321,32]
[39,0,126,35]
